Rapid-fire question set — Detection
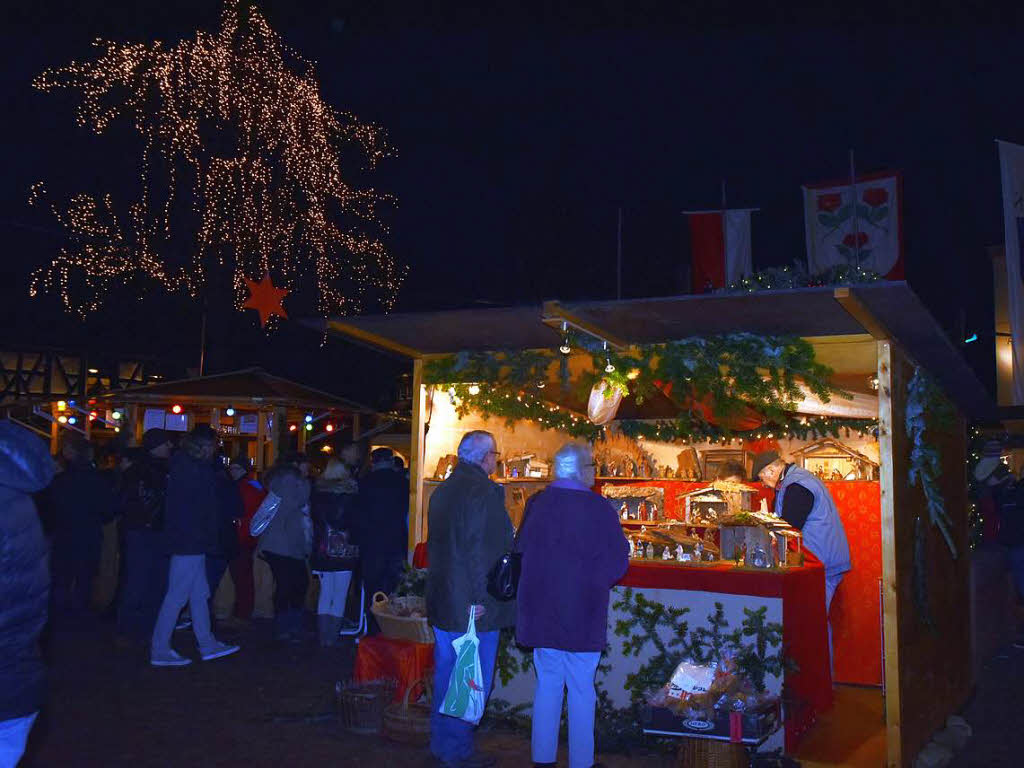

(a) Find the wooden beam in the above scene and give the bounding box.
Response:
[877,339,903,768]
[255,407,267,473]
[352,413,361,441]
[542,300,629,349]
[834,287,891,340]
[326,319,423,359]
[50,402,59,455]
[408,358,428,559]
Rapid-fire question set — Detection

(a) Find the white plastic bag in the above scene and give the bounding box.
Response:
[438,609,486,724]
[249,491,281,537]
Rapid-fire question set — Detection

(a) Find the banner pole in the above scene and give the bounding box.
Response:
[849,149,860,268]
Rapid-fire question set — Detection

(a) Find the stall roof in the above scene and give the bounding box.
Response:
[320,282,993,419]
[102,368,373,412]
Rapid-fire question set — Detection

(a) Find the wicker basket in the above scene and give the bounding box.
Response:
[677,738,749,768]
[382,678,432,745]
[336,678,397,735]
[370,592,434,644]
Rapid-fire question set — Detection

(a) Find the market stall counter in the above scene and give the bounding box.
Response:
[411,542,831,753]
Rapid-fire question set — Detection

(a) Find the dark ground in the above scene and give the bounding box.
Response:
[19,618,671,768]
[17,615,1021,767]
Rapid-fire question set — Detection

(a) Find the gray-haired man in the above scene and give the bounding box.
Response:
[425,430,514,768]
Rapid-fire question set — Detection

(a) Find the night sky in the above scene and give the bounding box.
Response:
[4,2,1021,404]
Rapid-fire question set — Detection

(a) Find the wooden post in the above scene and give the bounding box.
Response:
[210,407,221,431]
[128,404,142,446]
[270,407,286,465]
[877,339,902,768]
[408,358,427,557]
[352,413,361,441]
[50,402,60,455]
[255,407,267,473]
[297,419,307,452]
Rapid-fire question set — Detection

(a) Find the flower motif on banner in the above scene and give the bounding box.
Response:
[836,231,871,263]
[817,193,842,213]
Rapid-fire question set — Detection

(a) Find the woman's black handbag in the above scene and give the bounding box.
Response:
[486,550,521,601]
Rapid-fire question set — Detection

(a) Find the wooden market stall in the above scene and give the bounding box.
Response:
[96,367,374,472]
[318,282,993,767]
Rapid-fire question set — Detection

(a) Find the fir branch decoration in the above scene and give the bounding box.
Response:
[423,334,877,443]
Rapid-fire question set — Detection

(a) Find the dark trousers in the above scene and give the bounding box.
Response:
[229,548,256,619]
[117,529,168,640]
[52,555,99,616]
[205,556,229,600]
[262,552,308,637]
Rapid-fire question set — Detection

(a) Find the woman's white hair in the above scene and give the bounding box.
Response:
[553,442,593,481]
[457,430,495,465]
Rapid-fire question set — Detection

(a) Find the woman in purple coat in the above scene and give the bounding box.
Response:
[516,443,629,768]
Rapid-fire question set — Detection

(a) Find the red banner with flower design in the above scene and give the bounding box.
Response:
[802,171,903,279]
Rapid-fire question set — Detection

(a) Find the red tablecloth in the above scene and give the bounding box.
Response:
[620,557,832,752]
[354,634,434,702]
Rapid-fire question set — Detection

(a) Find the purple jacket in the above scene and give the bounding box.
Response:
[515,480,629,652]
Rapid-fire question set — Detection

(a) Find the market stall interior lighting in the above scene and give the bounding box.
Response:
[305,423,313,431]
[559,321,571,355]
[225,407,235,417]
[467,384,481,396]
[304,413,313,423]
[289,424,297,431]
[171,404,183,414]
[111,411,122,420]
[325,423,334,432]
[57,400,66,410]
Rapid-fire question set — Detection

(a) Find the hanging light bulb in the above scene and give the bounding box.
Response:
[225,406,236,417]
[325,423,334,432]
[536,380,546,389]
[305,423,313,432]
[868,375,880,391]
[65,416,75,425]
[304,413,313,423]
[468,384,481,396]
[559,321,571,355]
[171,404,183,414]
[603,341,615,373]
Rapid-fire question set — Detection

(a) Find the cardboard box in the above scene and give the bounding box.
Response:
[641,699,781,744]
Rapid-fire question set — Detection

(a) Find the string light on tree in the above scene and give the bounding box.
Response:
[29,0,404,320]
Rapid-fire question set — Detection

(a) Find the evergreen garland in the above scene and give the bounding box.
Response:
[721,263,883,293]
[424,334,878,443]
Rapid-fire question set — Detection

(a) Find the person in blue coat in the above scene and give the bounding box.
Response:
[0,421,55,766]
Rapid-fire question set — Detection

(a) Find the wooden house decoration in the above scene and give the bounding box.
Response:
[700,448,754,482]
[790,437,879,481]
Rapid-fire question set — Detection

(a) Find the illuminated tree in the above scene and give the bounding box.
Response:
[30,0,403,321]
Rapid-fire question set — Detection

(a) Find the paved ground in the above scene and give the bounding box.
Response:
[18,614,1022,767]
[20,617,672,768]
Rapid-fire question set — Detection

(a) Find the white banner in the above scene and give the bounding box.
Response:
[998,140,1024,405]
[724,210,753,284]
[803,172,903,278]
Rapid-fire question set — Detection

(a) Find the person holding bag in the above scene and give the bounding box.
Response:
[256,464,312,644]
[309,458,359,646]
[516,443,629,768]
[425,430,514,768]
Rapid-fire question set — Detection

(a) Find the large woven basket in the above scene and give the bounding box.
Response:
[336,678,397,735]
[382,678,432,745]
[370,592,433,644]
[677,738,749,768]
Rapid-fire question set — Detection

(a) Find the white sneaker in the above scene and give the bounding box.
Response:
[200,642,240,662]
[151,650,192,667]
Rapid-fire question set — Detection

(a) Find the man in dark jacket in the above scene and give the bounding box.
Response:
[354,447,410,624]
[517,442,629,768]
[426,431,514,768]
[0,421,55,766]
[47,435,114,617]
[116,429,173,645]
[150,426,239,667]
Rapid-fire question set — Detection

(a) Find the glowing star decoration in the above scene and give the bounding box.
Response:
[29,0,404,320]
[242,273,289,327]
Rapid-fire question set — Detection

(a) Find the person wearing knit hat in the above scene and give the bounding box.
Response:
[754,450,850,663]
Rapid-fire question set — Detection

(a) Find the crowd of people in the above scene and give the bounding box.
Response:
[0,420,411,765]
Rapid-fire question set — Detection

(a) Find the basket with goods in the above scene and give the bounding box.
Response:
[335,678,397,734]
[370,592,433,644]
[382,678,432,745]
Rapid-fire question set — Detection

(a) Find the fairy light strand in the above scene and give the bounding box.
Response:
[29,0,404,320]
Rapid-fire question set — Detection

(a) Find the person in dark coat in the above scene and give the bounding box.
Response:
[47,435,114,617]
[310,458,359,646]
[229,460,265,623]
[206,454,242,616]
[115,429,173,644]
[352,447,409,625]
[0,421,55,766]
[426,431,514,768]
[150,426,239,667]
[516,443,629,768]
